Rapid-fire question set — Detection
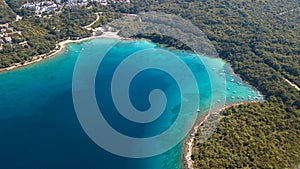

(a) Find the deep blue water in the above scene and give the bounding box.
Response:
[0,38,262,169]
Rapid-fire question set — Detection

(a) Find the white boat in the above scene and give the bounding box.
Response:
[196,109,201,113]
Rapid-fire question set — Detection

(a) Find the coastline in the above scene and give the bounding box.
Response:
[0,31,124,73]
[0,29,266,169]
[183,112,210,169]
[183,102,252,169]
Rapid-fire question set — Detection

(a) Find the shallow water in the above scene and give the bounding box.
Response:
[0,38,262,169]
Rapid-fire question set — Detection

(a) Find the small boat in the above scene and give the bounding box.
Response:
[196,109,201,113]
[230,79,234,82]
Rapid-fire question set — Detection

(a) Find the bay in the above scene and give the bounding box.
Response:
[0,38,262,169]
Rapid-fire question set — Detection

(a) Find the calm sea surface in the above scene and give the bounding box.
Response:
[0,38,262,169]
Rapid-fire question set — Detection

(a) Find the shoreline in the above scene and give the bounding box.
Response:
[0,30,266,169]
[183,112,210,169]
[0,31,124,73]
[182,101,256,169]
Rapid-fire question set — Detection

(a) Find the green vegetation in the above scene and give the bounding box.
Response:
[0,0,16,24]
[0,7,95,68]
[193,100,299,168]
[0,0,299,168]
[0,0,128,68]
[117,0,299,168]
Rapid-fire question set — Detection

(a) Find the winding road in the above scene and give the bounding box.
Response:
[84,12,100,30]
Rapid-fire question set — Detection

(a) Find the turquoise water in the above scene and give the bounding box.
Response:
[0,38,262,169]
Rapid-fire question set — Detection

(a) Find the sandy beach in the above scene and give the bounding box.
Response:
[0,30,124,73]
[183,112,211,169]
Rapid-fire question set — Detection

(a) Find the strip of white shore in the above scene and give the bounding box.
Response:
[184,113,210,169]
[0,31,124,73]
[284,78,300,91]
[183,102,248,169]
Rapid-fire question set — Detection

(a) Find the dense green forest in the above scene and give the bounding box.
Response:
[193,100,299,168]
[125,0,299,168]
[124,0,299,168]
[0,0,299,168]
[0,0,16,24]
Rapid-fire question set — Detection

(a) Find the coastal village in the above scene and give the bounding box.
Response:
[0,0,130,51]
[0,23,28,51]
[21,0,130,14]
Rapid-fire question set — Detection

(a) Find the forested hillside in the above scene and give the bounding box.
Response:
[0,7,95,67]
[0,0,16,24]
[117,0,300,168]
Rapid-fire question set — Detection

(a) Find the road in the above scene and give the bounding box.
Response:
[279,7,300,15]
[284,78,300,91]
[84,12,100,30]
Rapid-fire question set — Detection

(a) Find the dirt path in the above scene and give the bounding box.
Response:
[279,7,300,15]
[284,78,300,91]
[84,12,100,29]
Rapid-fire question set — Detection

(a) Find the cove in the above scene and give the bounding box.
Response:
[0,38,262,169]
